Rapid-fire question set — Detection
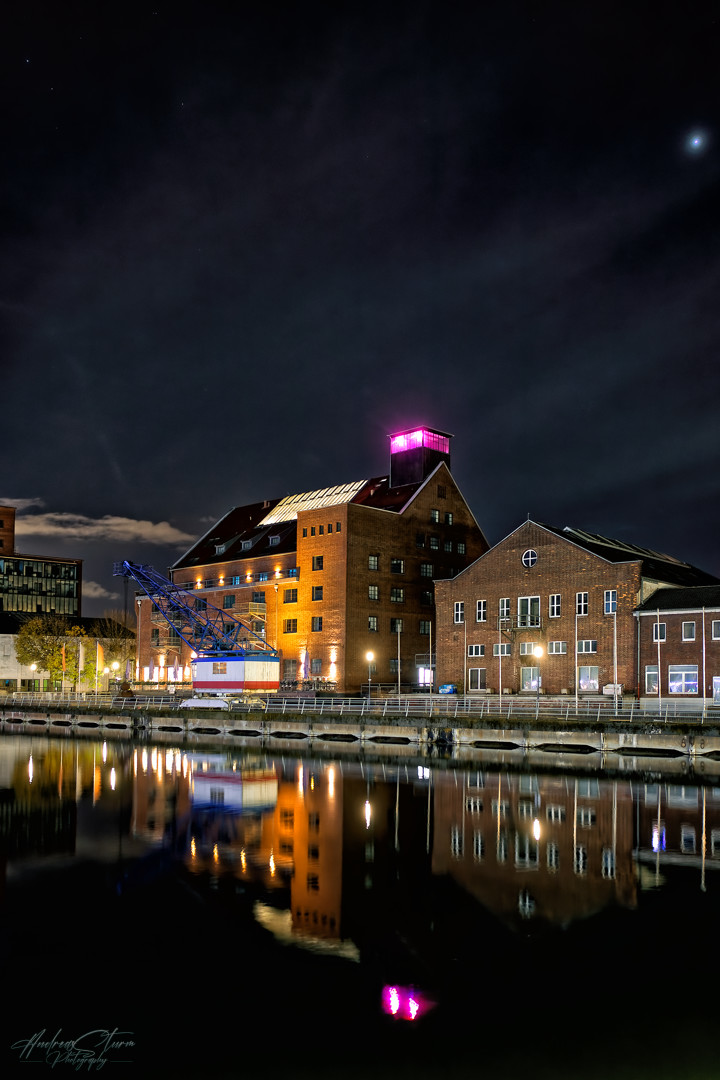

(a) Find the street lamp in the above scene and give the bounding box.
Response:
[533,645,543,706]
[366,651,374,702]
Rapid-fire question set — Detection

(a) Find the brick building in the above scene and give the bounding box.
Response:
[135,427,489,693]
[635,585,720,705]
[434,520,719,699]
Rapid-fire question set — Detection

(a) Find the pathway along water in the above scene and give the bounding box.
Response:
[1,731,718,1079]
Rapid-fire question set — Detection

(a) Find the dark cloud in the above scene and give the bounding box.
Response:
[3,1,720,611]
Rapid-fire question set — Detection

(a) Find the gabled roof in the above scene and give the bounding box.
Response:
[452,518,719,589]
[636,585,720,613]
[172,463,482,570]
[540,523,719,588]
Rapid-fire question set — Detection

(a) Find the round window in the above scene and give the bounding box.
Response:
[522,549,538,567]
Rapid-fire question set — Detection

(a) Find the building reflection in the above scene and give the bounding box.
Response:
[3,736,720,955]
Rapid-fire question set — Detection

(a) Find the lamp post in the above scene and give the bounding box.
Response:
[533,645,543,709]
[366,651,374,703]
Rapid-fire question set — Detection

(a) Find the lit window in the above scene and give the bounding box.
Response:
[668,665,698,694]
[390,587,405,603]
[420,563,433,578]
[368,615,378,632]
[390,559,405,574]
[390,618,403,634]
[578,666,599,691]
[368,584,379,601]
[368,554,379,571]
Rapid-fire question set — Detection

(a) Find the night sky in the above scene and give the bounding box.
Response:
[3,2,720,614]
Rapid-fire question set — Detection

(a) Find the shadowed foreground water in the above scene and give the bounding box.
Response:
[1,734,719,1079]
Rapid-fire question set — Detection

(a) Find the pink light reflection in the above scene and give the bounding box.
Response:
[381,985,435,1021]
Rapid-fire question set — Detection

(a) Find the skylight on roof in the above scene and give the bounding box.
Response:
[258,480,368,525]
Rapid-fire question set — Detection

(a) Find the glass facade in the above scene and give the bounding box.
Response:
[0,557,81,616]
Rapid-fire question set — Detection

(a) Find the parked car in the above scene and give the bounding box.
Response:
[229,696,267,711]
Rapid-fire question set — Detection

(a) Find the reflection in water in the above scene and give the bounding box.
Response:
[2,734,720,1076]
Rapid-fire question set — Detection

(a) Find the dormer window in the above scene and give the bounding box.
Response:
[241,540,252,551]
[269,535,280,546]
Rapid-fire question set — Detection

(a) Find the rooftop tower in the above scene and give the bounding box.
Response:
[389,427,452,488]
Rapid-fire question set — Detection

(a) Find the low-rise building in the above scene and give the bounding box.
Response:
[434,520,719,698]
[635,585,720,705]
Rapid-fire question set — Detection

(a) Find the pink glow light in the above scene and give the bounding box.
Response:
[381,985,435,1021]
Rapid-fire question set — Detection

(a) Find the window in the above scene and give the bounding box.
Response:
[577,640,598,653]
[499,598,510,620]
[151,628,160,646]
[668,665,698,694]
[476,600,487,622]
[368,615,378,632]
[416,532,426,548]
[521,667,540,691]
[653,622,666,642]
[468,668,486,690]
[368,584,379,601]
[548,641,567,654]
[450,827,463,858]
[574,845,588,875]
[712,621,720,640]
[429,535,439,551]
[420,563,434,577]
[212,661,227,675]
[444,540,452,553]
[682,621,696,641]
[302,528,307,538]
[468,644,484,657]
[336,522,342,532]
[578,666,599,691]
[454,602,465,624]
[327,524,332,534]
[312,555,323,571]
[318,525,324,535]
[604,590,617,614]
[311,616,322,632]
[457,542,466,555]
[493,643,511,656]
[368,554,379,571]
[193,597,207,611]
[312,586,323,601]
[390,618,403,634]
[390,587,405,603]
[252,590,265,604]
[310,526,316,536]
[310,659,322,675]
[577,808,596,827]
[419,620,431,635]
[421,590,432,606]
[520,642,539,655]
[473,832,484,861]
[258,572,269,582]
[223,594,236,609]
[549,594,561,618]
[445,512,453,525]
[546,805,566,823]
[521,549,538,567]
[576,592,588,616]
[283,619,297,634]
[547,843,560,872]
[283,659,297,680]
[645,665,658,693]
[390,558,405,574]
[601,849,616,879]
[517,596,540,627]
[284,588,297,603]
[430,509,440,523]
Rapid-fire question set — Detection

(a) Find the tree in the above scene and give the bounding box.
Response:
[89,609,136,680]
[15,616,93,690]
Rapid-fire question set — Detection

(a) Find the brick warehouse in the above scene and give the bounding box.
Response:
[135,427,489,694]
[434,520,719,699]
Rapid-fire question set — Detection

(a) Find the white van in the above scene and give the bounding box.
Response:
[178,697,230,710]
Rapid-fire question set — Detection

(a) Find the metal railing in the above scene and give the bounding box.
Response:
[3,690,720,724]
